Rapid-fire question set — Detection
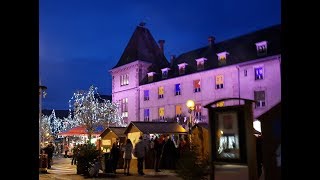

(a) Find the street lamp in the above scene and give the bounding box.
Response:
[186,99,195,147]
[39,85,47,154]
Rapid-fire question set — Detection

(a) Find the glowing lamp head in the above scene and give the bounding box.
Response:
[186,100,195,111]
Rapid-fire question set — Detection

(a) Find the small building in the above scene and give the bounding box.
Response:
[192,123,209,161]
[99,127,126,152]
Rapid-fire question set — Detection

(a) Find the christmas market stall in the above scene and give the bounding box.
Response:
[57,125,104,157]
[99,127,126,171]
[124,121,188,169]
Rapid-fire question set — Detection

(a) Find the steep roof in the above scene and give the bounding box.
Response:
[141,24,281,84]
[112,24,169,69]
[124,121,187,134]
[100,127,126,138]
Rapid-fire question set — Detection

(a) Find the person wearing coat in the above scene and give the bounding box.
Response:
[123,139,133,175]
[134,136,148,175]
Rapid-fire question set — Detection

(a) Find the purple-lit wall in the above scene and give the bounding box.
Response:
[110,61,151,122]
[237,55,281,118]
[138,55,281,123]
[110,54,281,124]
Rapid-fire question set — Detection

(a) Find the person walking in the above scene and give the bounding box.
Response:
[154,136,163,172]
[123,139,133,175]
[134,136,148,175]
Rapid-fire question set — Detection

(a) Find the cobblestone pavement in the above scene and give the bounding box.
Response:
[39,156,252,180]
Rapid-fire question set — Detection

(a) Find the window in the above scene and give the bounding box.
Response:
[159,107,165,120]
[216,101,224,107]
[195,104,202,122]
[217,52,229,66]
[196,57,207,71]
[254,67,264,80]
[255,41,268,56]
[161,68,170,79]
[215,75,224,89]
[254,91,266,108]
[175,83,181,95]
[148,75,153,82]
[144,90,149,101]
[162,71,168,79]
[144,109,150,122]
[244,69,247,77]
[194,79,201,92]
[121,98,128,122]
[178,63,188,75]
[147,72,156,83]
[120,74,129,86]
[158,86,164,99]
[175,105,182,118]
[179,66,185,75]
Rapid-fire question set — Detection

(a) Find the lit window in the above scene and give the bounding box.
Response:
[120,74,129,86]
[121,98,128,123]
[254,91,266,108]
[254,67,264,80]
[161,68,170,79]
[194,79,201,92]
[159,107,165,120]
[215,75,224,89]
[158,86,164,99]
[217,52,229,66]
[144,109,150,122]
[195,104,202,122]
[255,41,268,56]
[196,57,207,71]
[178,63,188,75]
[175,83,181,96]
[175,105,182,118]
[216,101,224,107]
[144,90,149,101]
[147,72,156,83]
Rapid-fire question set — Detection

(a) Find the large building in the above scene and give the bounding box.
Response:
[109,23,281,125]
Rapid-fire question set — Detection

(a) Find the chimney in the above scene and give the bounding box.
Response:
[208,36,215,47]
[170,54,176,66]
[158,40,165,53]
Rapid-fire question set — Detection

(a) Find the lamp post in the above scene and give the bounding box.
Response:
[39,85,47,154]
[186,100,195,147]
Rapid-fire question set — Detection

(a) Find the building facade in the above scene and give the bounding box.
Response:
[109,24,281,125]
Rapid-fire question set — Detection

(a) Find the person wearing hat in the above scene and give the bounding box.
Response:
[43,142,55,169]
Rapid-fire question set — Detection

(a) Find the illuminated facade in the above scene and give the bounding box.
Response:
[109,24,281,124]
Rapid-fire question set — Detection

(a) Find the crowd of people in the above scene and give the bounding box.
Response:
[107,134,189,176]
[40,134,190,176]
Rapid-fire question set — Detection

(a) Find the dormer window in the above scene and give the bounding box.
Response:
[147,72,156,83]
[217,51,229,66]
[161,68,170,79]
[196,57,207,71]
[178,63,188,75]
[255,41,268,56]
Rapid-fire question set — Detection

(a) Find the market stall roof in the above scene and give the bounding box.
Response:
[124,121,187,134]
[100,127,126,138]
[58,125,103,137]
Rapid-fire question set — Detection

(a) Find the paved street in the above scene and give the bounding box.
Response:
[39,156,253,180]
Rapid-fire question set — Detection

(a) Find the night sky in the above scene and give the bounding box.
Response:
[39,0,281,110]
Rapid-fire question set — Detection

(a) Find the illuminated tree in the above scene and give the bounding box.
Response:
[40,114,51,148]
[69,85,124,142]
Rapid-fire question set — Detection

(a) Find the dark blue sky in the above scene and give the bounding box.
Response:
[39,0,280,110]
